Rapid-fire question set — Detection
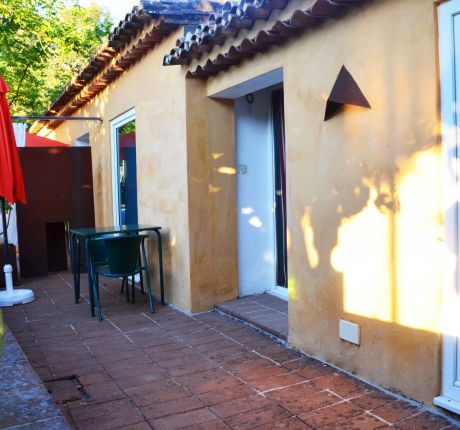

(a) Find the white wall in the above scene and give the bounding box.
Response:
[235,88,276,296]
[13,123,26,147]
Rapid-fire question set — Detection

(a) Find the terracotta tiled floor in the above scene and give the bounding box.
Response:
[215,294,288,340]
[2,273,459,430]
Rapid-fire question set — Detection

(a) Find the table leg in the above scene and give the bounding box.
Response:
[153,229,165,305]
[70,234,82,304]
[76,237,81,302]
[70,233,78,303]
[84,238,96,317]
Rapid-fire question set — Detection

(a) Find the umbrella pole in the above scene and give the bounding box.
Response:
[1,196,13,295]
[0,197,34,306]
[1,197,9,265]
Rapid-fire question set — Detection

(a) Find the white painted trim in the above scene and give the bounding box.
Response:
[110,108,135,226]
[438,0,460,408]
[434,396,460,415]
[13,123,27,147]
[268,89,278,295]
[210,68,283,99]
[267,285,288,301]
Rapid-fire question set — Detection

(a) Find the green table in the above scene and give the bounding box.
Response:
[70,224,165,317]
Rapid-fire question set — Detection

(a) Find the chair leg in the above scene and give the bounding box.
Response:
[71,234,80,304]
[125,277,130,302]
[131,275,135,304]
[144,265,154,314]
[93,273,103,321]
[121,277,125,294]
[95,273,100,302]
[139,262,145,295]
[75,237,81,303]
[89,280,95,317]
[85,239,95,317]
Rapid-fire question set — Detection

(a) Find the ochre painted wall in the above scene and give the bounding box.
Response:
[42,29,239,313]
[44,30,193,310]
[185,79,238,312]
[204,0,441,405]
[285,0,440,406]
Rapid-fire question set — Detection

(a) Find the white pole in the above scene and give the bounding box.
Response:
[0,264,34,306]
[3,264,13,295]
[12,122,26,147]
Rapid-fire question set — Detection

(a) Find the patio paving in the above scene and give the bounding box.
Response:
[1,273,459,429]
[0,329,70,429]
[215,293,288,340]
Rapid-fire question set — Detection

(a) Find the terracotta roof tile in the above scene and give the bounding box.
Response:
[163,0,367,78]
[31,0,221,134]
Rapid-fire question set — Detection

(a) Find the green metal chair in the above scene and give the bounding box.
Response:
[89,234,154,321]
[73,234,112,304]
[90,233,145,300]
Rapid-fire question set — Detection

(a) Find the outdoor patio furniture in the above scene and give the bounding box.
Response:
[75,232,143,302]
[90,234,154,321]
[103,234,148,303]
[69,224,165,318]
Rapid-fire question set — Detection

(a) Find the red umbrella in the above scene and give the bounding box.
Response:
[0,75,33,306]
[0,76,26,204]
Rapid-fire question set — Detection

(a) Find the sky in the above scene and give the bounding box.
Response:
[78,0,139,24]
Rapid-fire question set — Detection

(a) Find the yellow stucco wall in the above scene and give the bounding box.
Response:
[205,0,441,404]
[185,79,239,311]
[286,0,440,405]
[45,30,194,310]
[44,29,239,313]
[285,0,441,405]
[43,0,443,406]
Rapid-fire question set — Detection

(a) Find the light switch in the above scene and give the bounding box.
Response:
[339,319,360,345]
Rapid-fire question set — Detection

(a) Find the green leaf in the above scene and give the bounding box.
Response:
[0,0,112,117]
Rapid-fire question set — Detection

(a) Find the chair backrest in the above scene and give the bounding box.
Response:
[89,237,108,265]
[104,234,144,275]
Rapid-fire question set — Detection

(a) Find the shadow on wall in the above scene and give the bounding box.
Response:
[286,96,443,402]
[292,41,445,328]
[295,132,442,329]
[278,31,447,402]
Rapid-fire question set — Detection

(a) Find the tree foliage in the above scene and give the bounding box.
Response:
[0,0,112,116]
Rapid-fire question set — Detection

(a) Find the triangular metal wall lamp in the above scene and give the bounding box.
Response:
[324,65,371,121]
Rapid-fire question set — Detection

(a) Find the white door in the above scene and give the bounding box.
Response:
[435,0,460,413]
[235,89,276,297]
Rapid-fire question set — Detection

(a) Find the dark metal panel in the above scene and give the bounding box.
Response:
[16,147,95,278]
[46,222,67,272]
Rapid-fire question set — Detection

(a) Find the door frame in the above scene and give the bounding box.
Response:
[434,0,460,414]
[269,87,288,300]
[110,108,136,227]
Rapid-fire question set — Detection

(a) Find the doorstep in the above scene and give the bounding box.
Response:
[0,328,71,429]
[215,293,289,340]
